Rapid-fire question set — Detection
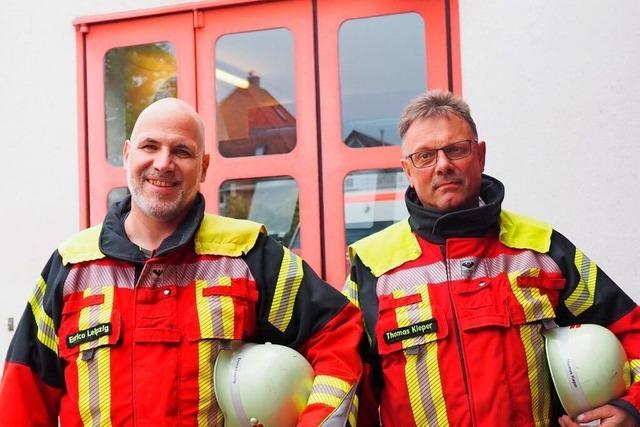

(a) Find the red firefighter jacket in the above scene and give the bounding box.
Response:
[0,194,362,426]
[344,175,640,427]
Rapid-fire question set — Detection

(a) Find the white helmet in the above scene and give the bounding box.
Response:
[543,323,631,417]
[214,342,314,427]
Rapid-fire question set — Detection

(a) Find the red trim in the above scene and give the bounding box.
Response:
[73,0,275,26]
[75,27,90,229]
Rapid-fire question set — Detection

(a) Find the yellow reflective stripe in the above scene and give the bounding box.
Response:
[28,276,58,354]
[268,248,303,332]
[307,375,351,408]
[342,277,360,309]
[348,394,359,427]
[77,286,113,427]
[198,340,224,427]
[395,287,448,426]
[520,323,551,426]
[630,359,640,384]
[196,277,235,339]
[565,249,597,317]
[508,269,555,321]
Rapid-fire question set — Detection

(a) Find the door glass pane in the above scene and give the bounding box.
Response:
[216,29,296,157]
[339,13,426,147]
[344,169,408,245]
[219,177,300,249]
[105,42,177,166]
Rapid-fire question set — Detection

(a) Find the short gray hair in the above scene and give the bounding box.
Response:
[398,90,478,146]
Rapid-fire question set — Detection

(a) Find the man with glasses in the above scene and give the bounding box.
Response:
[344,90,640,426]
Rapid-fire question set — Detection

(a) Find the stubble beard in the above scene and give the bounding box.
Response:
[128,172,189,222]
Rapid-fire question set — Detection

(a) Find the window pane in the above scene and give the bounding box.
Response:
[216,29,296,157]
[105,42,177,166]
[339,13,426,147]
[344,169,408,245]
[219,177,300,249]
[107,187,130,210]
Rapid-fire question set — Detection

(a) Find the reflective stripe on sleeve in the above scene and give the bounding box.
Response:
[630,359,640,385]
[342,277,360,309]
[28,276,58,355]
[268,248,303,332]
[307,375,352,408]
[565,249,597,317]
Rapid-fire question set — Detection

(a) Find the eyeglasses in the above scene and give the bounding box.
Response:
[406,139,477,168]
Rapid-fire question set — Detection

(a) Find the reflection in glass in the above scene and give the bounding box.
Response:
[216,29,296,157]
[220,177,300,249]
[107,187,131,210]
[105,42,177,166]
[343,169,408,245]
[339,13,426,147]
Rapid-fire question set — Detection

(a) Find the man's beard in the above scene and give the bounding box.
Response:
[128,172,189,222]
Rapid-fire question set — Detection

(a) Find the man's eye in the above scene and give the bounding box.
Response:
[417,151,435,160]
[174,149,193,158]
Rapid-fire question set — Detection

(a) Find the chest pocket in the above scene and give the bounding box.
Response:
[189,276,259,341]
[452,278,510,331]
[375,289,449,356]
[58,287,121,360]
[508,274,564,325]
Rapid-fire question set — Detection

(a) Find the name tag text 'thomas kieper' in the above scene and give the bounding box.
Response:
[384,319,438,344]
[66,323,112,348]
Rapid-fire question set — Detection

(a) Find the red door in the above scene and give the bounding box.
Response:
[76,0,460,285]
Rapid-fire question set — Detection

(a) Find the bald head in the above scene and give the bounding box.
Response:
[130,98,205,151]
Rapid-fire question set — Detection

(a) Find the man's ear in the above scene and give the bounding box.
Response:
[200,154,210,182]
[400,157,415,188]
[123,140,131,169]
[477,141,486,171]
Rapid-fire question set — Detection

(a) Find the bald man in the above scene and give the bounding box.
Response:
[0,98,362,426]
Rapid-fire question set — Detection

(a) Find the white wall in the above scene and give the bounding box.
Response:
[0,0,638,359]
[460,1,640,301]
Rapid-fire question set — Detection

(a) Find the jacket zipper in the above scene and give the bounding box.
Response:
[441,244,477,426]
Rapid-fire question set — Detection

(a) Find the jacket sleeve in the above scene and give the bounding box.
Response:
[0,251,66,426]
[548,230,640,422]
[245,234,363,427]
[342,255,382,427]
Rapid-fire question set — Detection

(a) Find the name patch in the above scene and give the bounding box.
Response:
[66,323,112,348]
[384,319,438,344]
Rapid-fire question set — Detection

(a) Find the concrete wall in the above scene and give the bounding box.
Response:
[0,0,638,358]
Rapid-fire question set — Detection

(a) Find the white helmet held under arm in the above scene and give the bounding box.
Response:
[214,342,314,427]
[543,323,631,417]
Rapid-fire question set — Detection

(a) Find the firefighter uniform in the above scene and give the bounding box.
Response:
[0,194,362,426]
[344,175,640,427]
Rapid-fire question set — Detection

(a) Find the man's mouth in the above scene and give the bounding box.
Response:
[147,178,177,188]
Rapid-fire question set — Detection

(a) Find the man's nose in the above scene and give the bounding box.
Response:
[153,149,174,171]
[434,149,454,174]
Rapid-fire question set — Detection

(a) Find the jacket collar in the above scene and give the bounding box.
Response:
[406,174,505,243]
[99,193,205,263]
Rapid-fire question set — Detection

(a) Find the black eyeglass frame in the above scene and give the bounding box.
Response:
[405,139,478,168]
